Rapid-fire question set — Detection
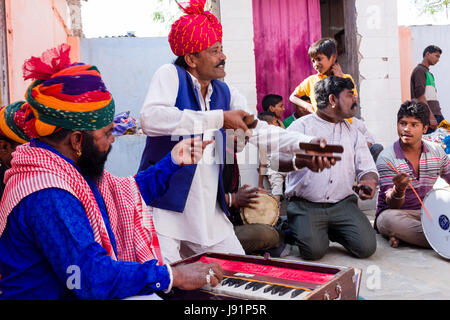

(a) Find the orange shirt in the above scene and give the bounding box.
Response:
[293,73,358,113]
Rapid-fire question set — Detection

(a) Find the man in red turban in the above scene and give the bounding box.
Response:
[139,0,337,264]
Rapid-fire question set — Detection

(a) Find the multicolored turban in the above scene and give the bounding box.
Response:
[168,0,223,56]
[0,101,36,144]
[22,44,115,136]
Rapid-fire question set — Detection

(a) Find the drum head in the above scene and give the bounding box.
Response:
[241,193,280,226]
[422,188,450,259]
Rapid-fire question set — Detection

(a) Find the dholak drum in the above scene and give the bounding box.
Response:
[241,193,280,226]
[422,188,450,259]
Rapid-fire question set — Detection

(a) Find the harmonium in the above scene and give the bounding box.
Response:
[161,252,362,300]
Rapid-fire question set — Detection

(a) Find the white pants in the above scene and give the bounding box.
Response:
[158,232,245,264]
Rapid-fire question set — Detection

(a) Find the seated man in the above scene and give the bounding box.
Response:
[283,76,378,261]
[0,45,223,300]
[375,100,450,248]
[0,102,33,198]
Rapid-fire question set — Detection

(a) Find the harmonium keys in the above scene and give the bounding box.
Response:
[164,252,360,300]
[207,275,311,300]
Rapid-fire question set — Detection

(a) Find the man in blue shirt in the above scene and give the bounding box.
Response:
[0,45,224,300]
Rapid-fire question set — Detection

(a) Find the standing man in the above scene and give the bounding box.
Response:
[410,45,444,133]
[138,0,336,264]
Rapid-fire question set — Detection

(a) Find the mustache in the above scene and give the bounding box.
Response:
[216,60,226,67]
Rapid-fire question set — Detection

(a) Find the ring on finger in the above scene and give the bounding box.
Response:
[206,274,211,285]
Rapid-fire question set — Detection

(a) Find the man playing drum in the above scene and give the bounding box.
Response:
[375,100,450,248]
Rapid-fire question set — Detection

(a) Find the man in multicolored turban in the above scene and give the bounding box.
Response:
[0,45,224,300]
[0,101,35,198]
[138,0,338,264]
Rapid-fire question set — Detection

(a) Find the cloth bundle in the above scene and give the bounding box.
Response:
[112,111,138,136]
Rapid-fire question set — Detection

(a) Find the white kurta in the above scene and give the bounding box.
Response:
[140,64,313,246]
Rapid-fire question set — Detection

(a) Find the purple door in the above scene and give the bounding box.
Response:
[252,0,322,118]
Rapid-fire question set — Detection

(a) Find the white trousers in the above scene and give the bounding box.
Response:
[158,232,245,264]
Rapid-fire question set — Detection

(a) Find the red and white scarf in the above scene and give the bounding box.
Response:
[0,143,163,264]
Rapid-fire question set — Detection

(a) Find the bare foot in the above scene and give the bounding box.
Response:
[389,236,400,248]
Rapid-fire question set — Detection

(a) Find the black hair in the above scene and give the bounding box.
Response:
[308,38,338,59]
[397,100,430,127]
[41,128,74,143]
[173,53,199,69]
[314,76,354,110]
[423,45,442,58]
[261,94,283,112]
[258,111,277,124]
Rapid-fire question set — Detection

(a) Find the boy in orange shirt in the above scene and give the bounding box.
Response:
[289,38,357,115]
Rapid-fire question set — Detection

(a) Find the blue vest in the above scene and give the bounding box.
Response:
[138,65,231,215]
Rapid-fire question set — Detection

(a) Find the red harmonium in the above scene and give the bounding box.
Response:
[161,252,361,300]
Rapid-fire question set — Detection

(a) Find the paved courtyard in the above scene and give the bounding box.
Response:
[280,179,450,300]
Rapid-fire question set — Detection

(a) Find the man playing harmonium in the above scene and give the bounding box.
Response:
[279,76,378,261]
[0,45,224,300]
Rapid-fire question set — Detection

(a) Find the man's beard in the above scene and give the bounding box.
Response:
[77,132,112,181]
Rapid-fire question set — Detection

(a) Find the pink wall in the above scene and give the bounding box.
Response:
[252,0,322,118]
[398,26,414,103]
[5,0,80,102]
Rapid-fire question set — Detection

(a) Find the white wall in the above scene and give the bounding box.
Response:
[356,0,402,148]
[220,0,260,187]
[410,25,450,119]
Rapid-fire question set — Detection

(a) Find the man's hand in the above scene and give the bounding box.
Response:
[171,137,213,166]
[430,114,439,130]
[171,262,224,291]
[232,184,265,209]
[355,180,377,200]
[296,138,338,172]
[223,110,251,132]
[357,172,379,200]
[392,172,412,194]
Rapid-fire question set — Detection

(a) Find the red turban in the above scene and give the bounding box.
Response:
[168,0,223,56]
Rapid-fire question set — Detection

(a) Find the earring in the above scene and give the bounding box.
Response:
[332,105,336,109]
[76,150,82,157]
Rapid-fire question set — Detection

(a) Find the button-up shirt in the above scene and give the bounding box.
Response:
[284,113,378,203]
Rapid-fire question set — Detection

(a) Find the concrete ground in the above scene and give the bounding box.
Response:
[279,179,450,300]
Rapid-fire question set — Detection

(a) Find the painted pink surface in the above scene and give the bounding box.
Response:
[252,0,322,118]
[398,26,413,103]
[5,0,79,102]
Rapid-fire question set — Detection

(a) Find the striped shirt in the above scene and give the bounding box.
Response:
[375,139,450,222]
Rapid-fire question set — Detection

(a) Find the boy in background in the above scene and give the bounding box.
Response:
[283,95,311,128]
[262,94,286,128]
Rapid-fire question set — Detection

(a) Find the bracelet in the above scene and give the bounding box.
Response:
[292,156,300,171]
[228,193,233,207]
